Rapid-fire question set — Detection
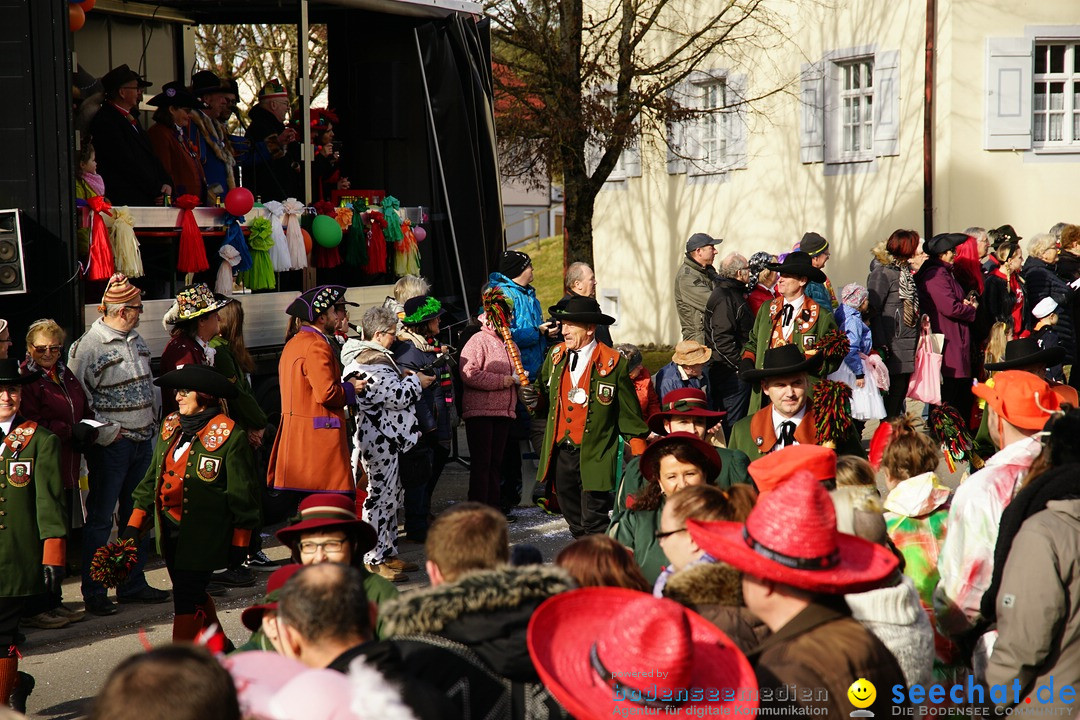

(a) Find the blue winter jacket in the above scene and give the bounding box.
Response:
[834,304,873,377]
[487,272,547,380]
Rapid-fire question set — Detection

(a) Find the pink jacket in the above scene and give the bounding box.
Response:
[460,324,518,420]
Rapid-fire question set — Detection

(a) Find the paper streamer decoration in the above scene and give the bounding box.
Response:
[263,200,292,272]
[174,194,209,273]
[244,217,276,291]
[282,198,308,270]
[109,206,144,278]
[220,213,253,273]
[216,244,241,296]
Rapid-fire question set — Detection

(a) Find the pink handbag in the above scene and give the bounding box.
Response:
[907,316,942,404]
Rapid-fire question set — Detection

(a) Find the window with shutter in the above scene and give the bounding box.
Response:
[1033,42,1080,148]
[984,37,1033,150]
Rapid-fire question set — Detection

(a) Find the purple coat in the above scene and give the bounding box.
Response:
[915,258,977,378]
[19,358,95,489]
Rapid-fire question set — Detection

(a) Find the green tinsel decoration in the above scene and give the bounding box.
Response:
[928,404,984,471]
[810,378,854,448]
[382,195,403,244]
[815,328,851,366]
[244,217,276,290]
[403,296,442,324]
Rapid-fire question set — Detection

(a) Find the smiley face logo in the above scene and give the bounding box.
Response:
[847,678,876,709]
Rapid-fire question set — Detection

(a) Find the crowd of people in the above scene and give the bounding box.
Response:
[3,220,1080,718]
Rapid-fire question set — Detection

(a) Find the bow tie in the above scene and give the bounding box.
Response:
[781,304,795,325]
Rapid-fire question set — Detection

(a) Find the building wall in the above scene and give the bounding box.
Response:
[592,0,1080,345]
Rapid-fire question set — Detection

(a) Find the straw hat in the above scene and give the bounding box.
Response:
[687,474,898,594]
[671,340,711,366]
[527,587,757,719]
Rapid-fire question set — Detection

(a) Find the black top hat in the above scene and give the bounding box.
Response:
[190,70,230,96]
[924,233,969,257]
[741,344,825,381]
[101,64,152,94]
[984,337,1066,372]
[147,81,205,109]
[155,365,238,400]
[0,359,40,386]
[549,296,615,326]
[766,251,826,284]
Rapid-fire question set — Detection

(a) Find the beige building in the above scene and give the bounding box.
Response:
[593,0,1080,344]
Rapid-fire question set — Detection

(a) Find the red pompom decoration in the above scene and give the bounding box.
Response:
[809,378,854,449]
[224,187,254,217]
[174,194,209,273]
[815,328,851,366]
[89,539,139,589]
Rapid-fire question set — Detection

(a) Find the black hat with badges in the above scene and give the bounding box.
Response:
[147,80,206,109]
[155,365,238,400]
[285,285,356,322]
[740,344,825,381]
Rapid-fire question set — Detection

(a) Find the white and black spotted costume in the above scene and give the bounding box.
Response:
[343,342,422,565]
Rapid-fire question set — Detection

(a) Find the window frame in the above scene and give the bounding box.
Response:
[1032,41,1080,149]
[836,57,876,160]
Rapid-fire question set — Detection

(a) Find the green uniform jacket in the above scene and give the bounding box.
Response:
[0,418,65,597]
[614,501,666,584]
[534,342,648,492]
[612,447,752,522]
[742,295,840,414]
[131,412,260,572]
[210,339,269,433]
[728,405,865,464]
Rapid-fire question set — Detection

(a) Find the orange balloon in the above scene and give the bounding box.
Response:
[69,4,86,31]
[79,0,96,11]
[301,228,312,254]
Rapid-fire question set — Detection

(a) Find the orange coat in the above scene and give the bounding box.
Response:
[267,327,353,493]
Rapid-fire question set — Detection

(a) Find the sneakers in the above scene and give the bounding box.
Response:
[365,563,408,583]
[117,586,171,604]
[10,671,34,713]
[211,566,257,588]
[245,550,281,571]
[384,557,419,572]
[84,595,118,616]
[53,603,87,623]
[23,610,70,629]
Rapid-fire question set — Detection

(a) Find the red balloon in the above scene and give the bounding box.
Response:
[301,229,312,254]
[413,226,427,242]
[79,0,96,11]
[224,187,255,217]
[69,4,85,31]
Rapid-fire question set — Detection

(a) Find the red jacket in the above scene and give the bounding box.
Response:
[19,359,95,489]
[632,367,661,422]
[748,284,778,317]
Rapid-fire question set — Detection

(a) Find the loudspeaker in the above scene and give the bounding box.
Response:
[0,210,27,295]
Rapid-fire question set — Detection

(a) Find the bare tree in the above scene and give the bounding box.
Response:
[192,24,330,131]
[489,0,794,265]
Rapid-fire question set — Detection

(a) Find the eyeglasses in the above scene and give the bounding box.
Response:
[175,389,194,397]
[119,84,140,91]
[298,539,347,555]
[124,305,144,313]
[32,345,62,354]
[654,528,687,540]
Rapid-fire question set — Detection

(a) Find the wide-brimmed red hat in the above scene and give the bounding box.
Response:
[275,494,377,556]
[647,388,726,435]
[748,445,836,495]
[688,475,898,594]
[527,587,757,719]
[241,563,303,631]
[640,432,721,484]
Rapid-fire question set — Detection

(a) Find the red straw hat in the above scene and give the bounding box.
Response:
[527,587,757,719]
[687,475,898,594]
[275,494,377,556]
[972,370,1061,431]
[640,432,722,484]
[241,563,303,631]
[748,445,836,495]
[647,388,726,435]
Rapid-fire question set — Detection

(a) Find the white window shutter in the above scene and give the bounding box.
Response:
[985,37,1033,151]
[667,82,689,174]
[685,82,708,176]
[623,132,641,177]
[727,73,749,170]
[800,61,825,163]
[873,50,900,157]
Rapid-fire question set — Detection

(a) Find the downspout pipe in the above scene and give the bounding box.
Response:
[924,0,936,239]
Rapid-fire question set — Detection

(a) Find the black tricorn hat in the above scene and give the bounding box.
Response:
[766,251,826,284]
[0,359,40,386]
[741,344,825,381]
[984,337,1066,372]
[924,233,969,257]
[549,296,615,326]
[155,365,238,400]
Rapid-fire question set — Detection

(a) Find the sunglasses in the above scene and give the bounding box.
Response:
[175,389,195,397]
[654,527,687,540]
[125,305,145,313]
[32,345,62,354]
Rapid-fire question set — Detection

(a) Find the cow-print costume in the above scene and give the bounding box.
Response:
[346,350,422,565]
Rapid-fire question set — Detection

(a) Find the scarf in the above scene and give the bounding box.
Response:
[81,172,106,196]
[177,406,222,446]
[189,110,237,190]
[981,462,1080,623]
[897,262,919,327]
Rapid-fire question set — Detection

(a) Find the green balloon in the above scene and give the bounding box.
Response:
[312,214,343,248]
